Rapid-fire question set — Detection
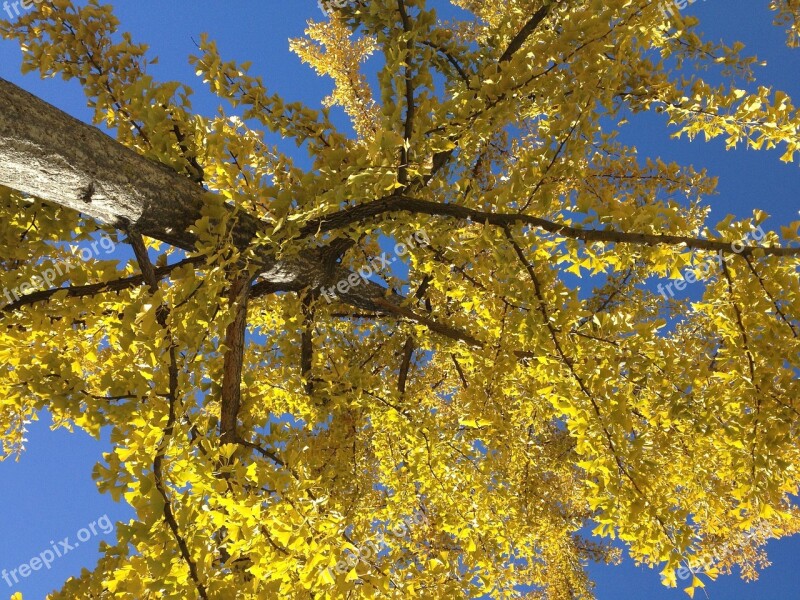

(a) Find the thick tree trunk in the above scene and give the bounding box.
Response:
[0,77,225,250]
[0,77,393,308]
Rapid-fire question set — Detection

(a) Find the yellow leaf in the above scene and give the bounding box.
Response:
[320,568,336,585]
[458,418,491,428]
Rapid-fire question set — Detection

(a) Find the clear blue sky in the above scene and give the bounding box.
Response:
[1,1,799,598]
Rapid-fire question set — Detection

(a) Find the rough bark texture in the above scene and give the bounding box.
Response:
[0,77,392,309]
[0,77,217,249]
[220,275,251,443]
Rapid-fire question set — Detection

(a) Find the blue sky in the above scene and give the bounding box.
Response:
[1,1,799,598]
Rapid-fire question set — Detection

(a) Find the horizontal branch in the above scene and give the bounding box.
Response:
[304,195,800,258]
[1,257,203,314]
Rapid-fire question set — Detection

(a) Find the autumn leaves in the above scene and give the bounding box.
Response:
[657,224,766,299]
[319,229,430,303]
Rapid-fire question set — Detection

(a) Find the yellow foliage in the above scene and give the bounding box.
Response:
[0,1,799,598]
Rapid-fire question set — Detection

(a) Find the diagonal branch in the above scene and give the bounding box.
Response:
[419,40,471,86]
[128,230,209,600]
[504,226,679,548]
[720,259,763,485]
[742,255,799,338]
[451,353,469,388]
[1,256,203,314]
[0,78,364,307]
[498,3,553,64]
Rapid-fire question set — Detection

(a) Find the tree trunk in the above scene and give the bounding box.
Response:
[0,77,393,308]
[0,77,226,249]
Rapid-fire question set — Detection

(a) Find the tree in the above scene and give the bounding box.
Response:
[1,0,800,597]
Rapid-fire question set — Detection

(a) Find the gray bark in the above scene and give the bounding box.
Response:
[0,77,390,309]
[0,77,220,249]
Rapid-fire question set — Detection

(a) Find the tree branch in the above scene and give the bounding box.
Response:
[419,40,471,86]
[1,256,203,313]
[0,77,354,303]
[498,3,553,64]
[301,294,315,396]
[220,274,252,444]
[128,230,209,600]
[397,0,416,186]
[304,194,800,258]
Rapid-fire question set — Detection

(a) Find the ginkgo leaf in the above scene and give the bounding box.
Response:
[0,1,799,599]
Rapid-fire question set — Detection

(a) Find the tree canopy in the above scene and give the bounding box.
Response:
[2,1,800,598]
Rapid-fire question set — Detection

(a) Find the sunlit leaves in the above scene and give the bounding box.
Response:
[1,0,800,598]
